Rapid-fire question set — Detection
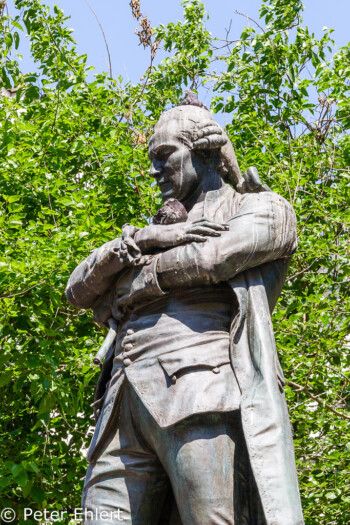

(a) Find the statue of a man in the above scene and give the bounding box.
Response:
[66,94,304,525]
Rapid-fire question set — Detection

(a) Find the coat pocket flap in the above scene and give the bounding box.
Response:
[158,345,230,377]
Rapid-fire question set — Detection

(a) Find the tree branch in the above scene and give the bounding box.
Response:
[85,1,113,78]
[234,10,265,33]
[288,381,350,420]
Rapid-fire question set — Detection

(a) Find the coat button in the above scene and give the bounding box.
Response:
[171,375,177,384]
[126,329,134,336]
[212,367,220,374]
[123,358,132,367]
[124,343,133,351]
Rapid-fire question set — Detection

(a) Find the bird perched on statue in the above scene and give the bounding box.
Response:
[153,199,188,225]
[180,89,208,110]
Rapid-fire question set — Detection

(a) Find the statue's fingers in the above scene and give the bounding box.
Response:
[189,226,221,236]
[193,134,227,150]
[191,223,227,232]
[184,234,207,243]
[203,221,229,231]
[192,218,229,230]
[196,119,221,129]
[195,125,223,140]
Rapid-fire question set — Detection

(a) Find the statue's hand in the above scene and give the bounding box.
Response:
[113,257,164,314]
[192,120,244,190]
[177,218,229,243]
[192,121,228,150]
[135,219,229,253]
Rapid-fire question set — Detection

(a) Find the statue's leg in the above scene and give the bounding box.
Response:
[160,411,238,525]
[131,403,266,525]
[82,382,170,524]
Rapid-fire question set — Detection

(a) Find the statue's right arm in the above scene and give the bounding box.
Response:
[65,237,126,309]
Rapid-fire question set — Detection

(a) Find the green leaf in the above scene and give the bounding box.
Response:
[37,395,53,415]
[0,371,13,387]
[30,485,46,504]
[14,470,28,488]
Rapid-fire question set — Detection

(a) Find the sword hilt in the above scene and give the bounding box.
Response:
[93,317,118,366]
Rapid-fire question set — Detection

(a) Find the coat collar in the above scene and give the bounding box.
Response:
[203,183,239,222]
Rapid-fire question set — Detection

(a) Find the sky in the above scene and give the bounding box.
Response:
[6,0,350,92]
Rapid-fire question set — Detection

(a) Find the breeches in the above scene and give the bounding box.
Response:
[82,382,265,525]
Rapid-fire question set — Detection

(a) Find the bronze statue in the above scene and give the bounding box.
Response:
[66,92,304,524]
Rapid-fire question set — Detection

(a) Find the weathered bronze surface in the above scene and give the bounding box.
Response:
[66,92,304,524]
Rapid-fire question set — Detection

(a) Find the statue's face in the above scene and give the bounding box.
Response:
[148,116,204,203]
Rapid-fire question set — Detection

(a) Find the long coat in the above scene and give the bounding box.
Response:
[66,183,304,525]
[228,263,304,525]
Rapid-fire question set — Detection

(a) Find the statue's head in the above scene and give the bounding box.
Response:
[148,92,242,204]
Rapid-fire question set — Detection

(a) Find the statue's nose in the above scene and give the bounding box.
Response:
[149,160,162,178]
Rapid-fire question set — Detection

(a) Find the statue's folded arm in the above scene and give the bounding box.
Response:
[65,237,125,309]
[156,191,297,291]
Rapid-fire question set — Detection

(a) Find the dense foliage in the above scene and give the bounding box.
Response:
[0,0,348,523]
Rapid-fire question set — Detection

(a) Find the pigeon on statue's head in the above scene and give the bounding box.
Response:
[180,90,208,110]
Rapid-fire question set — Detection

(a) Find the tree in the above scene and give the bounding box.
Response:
[0,0,348,523]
